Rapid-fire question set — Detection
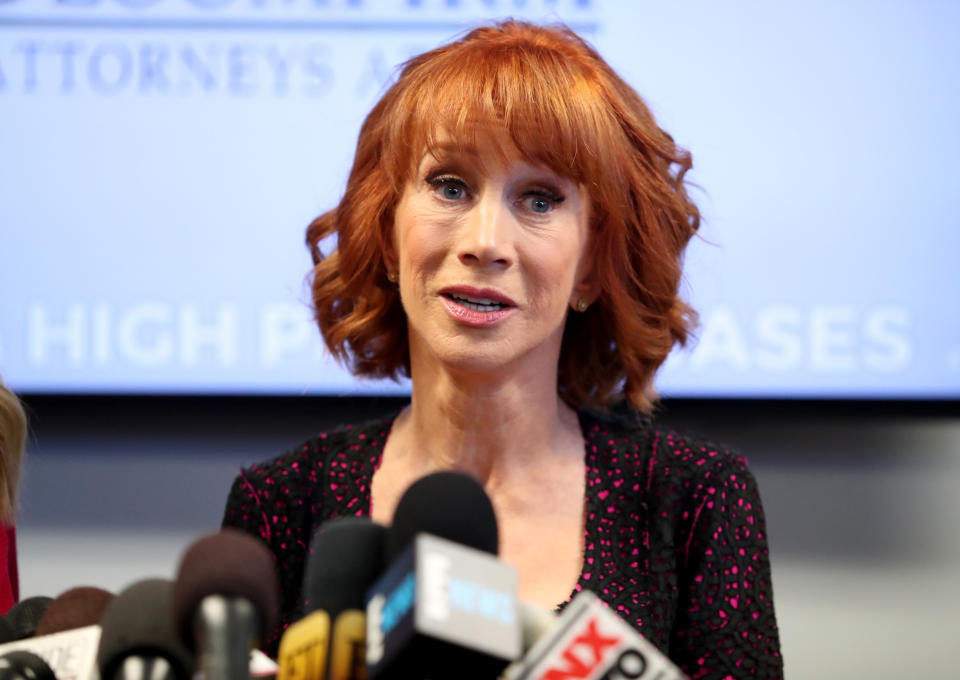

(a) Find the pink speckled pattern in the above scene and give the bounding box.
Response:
[222,410,783,678]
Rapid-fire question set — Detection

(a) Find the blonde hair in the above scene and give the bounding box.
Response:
[0,381,25,523]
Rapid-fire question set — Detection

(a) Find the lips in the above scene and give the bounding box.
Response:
[438,286,517,327]
[439,287,517,310]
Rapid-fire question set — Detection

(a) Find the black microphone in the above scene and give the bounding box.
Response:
[97,578,194,680]
[503,590,688,680]
[4,598,53,641]
[0,651,55,680]
[0,617,15,645]
[172,529,278,680]
[386,470,499,561]
[365,471,521,680]
[277,516,386,680]
[34,586,114,637]
[0,590,109,680]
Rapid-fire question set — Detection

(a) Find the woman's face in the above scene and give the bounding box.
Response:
[392,133,594,378]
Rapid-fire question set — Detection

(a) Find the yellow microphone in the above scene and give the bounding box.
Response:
[276,611,331,680]
[327,610,366,680]
[293,517,387,680]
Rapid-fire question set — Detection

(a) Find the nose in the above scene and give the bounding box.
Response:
[457,192,513,269]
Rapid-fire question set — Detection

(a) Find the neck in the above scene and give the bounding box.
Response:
[395,343,581,486]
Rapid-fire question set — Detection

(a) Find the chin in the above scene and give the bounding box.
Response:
[408,313,563,380]
[428,333,558,380]
[434,344,518,375]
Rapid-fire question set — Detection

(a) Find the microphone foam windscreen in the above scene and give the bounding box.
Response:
[303,516,387,617]
[0,650,56,680]
[387,471,499,562]
[0,616,15,645]
[96,579,194,680]
[34,586,114,636]
[5,596,53,640]
[171,529,278,648]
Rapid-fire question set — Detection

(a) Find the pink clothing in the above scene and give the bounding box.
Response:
[223,409,783,678]
[0,524,18,614]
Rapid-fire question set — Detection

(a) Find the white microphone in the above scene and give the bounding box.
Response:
[502,591,688,680]
[515,602,558,654]
[0,626,100,680]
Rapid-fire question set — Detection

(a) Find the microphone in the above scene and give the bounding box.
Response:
[172,529,278,680]
[0,585,144,680]
[0,650,55,680]
[34,587,114,636]
[502,590,688,680]
[515,602,558,653]
[365,471,521,680]
[97,579,194,680]
[274,610,329,680]
[0,590,105,680]
[0,619,14,646]
[286,516,387,680]
[386,471,499,561]
[277,516,386,680]
[4,598,53,641]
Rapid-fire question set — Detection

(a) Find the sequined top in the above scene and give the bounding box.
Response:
[221,409,783,679]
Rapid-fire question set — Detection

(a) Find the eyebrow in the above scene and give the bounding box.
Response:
[425,143,482,160]
[425,134,522,159]
[419,140,577,189]
[419,145,492,177]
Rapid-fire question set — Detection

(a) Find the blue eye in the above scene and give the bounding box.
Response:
[523,192,562,214]
[528,196,551,213]
[429,175,468,201]
[441,184,463,200]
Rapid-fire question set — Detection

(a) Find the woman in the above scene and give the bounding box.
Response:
[223,20,782,677]
[0,380,24,613]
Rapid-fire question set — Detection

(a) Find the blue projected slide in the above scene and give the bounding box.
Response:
[1,1,958,398]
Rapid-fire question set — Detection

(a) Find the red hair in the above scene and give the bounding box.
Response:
[307,20,699,413]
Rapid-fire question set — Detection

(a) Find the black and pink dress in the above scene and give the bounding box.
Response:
[222,409,783,679]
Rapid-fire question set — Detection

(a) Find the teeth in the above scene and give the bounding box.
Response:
[460,300,503,312]
[452,293,499,305]
[449,293,505,311]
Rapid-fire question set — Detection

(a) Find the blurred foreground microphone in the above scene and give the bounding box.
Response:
[0,590,106,680]
[4,598,53,641]
[276,517,386,680]
[34,587,114,636]
[515,602,558,654]
[365,472,520,680]
[385,471,498,561]
[0,650,55,680]
[503,591,688,680]
[0,619,15,646]
[173,530,278,680]
[97,579,194,680]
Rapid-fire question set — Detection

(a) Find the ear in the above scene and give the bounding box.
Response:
[382,217,400,279]
[383,252,399,280]
[570,277,600,312]
[569,234,601,311]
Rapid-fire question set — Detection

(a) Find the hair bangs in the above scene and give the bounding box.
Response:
[385,33,620,194]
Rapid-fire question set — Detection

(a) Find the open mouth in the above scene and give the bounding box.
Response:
[442,292,512,312]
